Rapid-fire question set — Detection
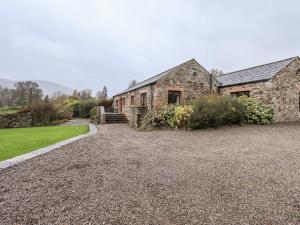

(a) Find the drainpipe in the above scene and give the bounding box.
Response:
[150,84,154,109]
[209,74,213,94]
[217,83,222,96]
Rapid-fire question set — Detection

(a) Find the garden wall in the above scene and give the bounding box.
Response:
[0,113,32,128]
[129,106,148,128]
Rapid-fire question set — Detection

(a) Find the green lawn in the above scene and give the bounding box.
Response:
[0,125,89,161]
[0,107,20,115]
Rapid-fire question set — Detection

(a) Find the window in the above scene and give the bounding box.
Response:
[168,91,181,105]
[192,67,197,76]
[130,95,135,105]
[122,98,125,105]
[230,91,250,97]
[140,93,147,106]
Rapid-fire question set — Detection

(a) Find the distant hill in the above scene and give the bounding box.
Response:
[0,78,73,96]
[0,78,14,88]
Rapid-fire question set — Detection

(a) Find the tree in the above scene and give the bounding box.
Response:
[0,86,14,107]
[14,81,43,106]
[97,86,108,100]
[80,89,92,100]
[24,81,43,105]
[210,68,224,76]
[52,91,68,104]
[128,80,137,88]
[43,95,50,103]
[13,82,27,106]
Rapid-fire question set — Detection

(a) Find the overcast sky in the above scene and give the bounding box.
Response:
[0,0,299,96]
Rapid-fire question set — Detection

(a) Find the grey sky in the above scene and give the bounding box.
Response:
[0,0,299,96]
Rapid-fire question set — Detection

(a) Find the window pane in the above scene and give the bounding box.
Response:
[230,91,249,97]
[168,91,180,105]
[140,93,147,106]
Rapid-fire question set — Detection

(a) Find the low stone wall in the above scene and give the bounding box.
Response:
[129,106,148,128]
[0,113,32,128]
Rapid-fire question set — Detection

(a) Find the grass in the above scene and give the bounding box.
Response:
[0,125,89,161]
[0,107,20,115]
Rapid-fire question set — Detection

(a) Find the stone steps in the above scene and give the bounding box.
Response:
[105,113,128,123]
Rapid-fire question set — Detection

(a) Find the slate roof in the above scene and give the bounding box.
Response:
[217,57,297,87]
[114,59,195,96]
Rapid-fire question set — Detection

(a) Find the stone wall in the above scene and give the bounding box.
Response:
[128,106,148,128]
[114,85,152,116]
[153,59,219,107]
[113,59,219,118]
[220,58,300,122]
[0,113,32,128]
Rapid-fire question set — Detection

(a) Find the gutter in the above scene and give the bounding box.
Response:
[218,79,270,88]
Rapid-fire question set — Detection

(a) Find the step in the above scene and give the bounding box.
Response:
[104,113,128,123]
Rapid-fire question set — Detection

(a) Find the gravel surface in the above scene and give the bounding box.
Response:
[1,123,300,225]
[61,118,90,126]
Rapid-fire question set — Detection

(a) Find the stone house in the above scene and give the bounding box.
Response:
[113,59,219,126]
[113,56,300,125]
[218,57,300,122]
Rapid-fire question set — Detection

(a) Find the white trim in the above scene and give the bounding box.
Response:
[0,124,97,169]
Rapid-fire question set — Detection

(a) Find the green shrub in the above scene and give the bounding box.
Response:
[139,105,193,130]
[29,102,72,126]
[89,106,98,124]
[29,102,58,126]
[167,105,193,128]
[238,96,273,124]
[189,96,245,129]
[65,99,79,117]
[78,99,97,118]
[90,106,97,117]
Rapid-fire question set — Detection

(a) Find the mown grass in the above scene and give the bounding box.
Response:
[0,107,20,115]
[0,125,89,161]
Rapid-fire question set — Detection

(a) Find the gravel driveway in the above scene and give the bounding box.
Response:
[1,124,300,225]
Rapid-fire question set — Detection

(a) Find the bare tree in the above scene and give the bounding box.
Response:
[0,86,14,107]
[128,80,137,88]
[14,81,43,106]
[97,86,108,100]
[80,89,92,100]
[210,68,224,76]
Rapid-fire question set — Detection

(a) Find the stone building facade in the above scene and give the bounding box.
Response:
[113,56,300,125]
[113,59,218,119]
[219,57,300,122]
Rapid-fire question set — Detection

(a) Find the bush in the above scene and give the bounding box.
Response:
[29,102,72,126]
[238,96,273,124]
[90,106,97,117]
[139,105,193,130]
[78,99,97,118]
[65,99,79,117]
[167,105,193,128]
[89,106,98,124]
[189,96,245,129]
[29,102,58,126]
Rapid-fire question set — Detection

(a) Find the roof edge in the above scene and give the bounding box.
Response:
[269,56,299,81]
[217,56,298,77]
[219,78,271,88]
[113,58,196,97]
